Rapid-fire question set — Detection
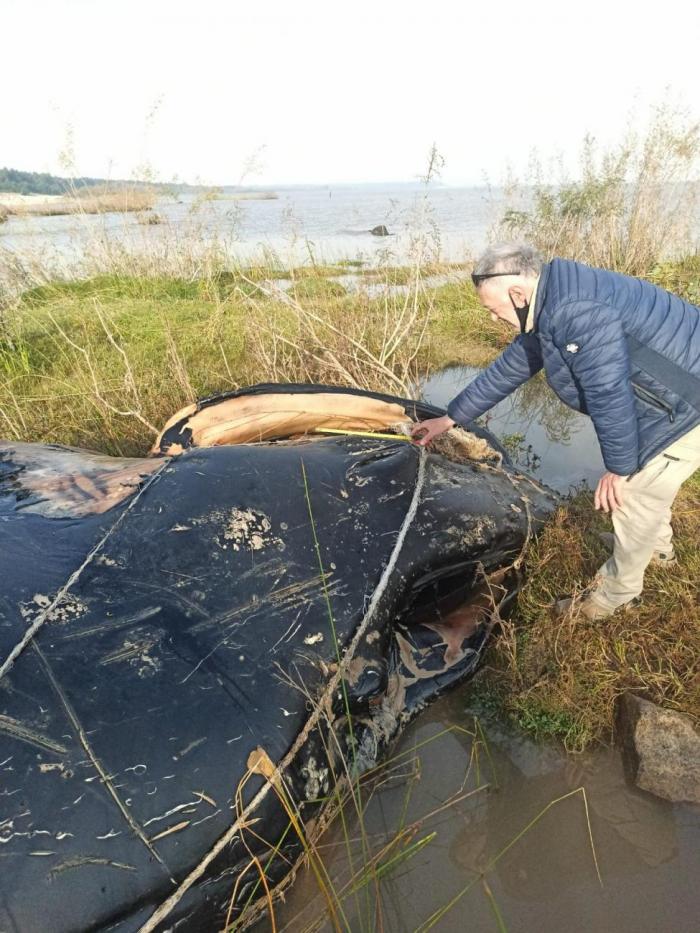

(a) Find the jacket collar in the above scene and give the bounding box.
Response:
[529,260,550,332]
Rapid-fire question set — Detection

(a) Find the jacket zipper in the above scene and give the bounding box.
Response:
[631,382,676,422]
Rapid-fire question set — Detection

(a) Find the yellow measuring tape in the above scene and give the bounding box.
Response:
[311,427,412,442]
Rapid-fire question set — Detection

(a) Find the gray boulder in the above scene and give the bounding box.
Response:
[617,693,700,804]
[370,224,390,236]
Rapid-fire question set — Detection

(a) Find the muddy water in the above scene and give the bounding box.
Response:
[271,693,700,933]
[259,368,700,933]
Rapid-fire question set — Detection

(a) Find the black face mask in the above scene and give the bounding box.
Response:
[510,295,530,334]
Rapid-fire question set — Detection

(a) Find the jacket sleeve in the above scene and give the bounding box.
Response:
[446,333,543,425]
[555,301,639,475]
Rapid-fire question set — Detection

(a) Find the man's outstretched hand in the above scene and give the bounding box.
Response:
[594,471,627,512]
[410,415,456,447]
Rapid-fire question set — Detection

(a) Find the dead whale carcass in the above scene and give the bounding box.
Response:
[0,383,556,932]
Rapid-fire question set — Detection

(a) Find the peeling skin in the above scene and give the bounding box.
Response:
[338,655,373,688]
[185,507,283,552]
[394,631,447,682]
[301,576,505,785]
[422,604,490,665]
[0,441,162,518]
[219,509,279,552]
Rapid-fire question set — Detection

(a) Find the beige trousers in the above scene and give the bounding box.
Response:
[590,421,700,611]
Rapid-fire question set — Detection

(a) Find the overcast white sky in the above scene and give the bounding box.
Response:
[4,0,700,186]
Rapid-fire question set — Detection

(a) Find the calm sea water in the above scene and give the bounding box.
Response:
[0,183,506,267]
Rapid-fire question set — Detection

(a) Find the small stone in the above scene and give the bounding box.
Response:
[617,693,700,804]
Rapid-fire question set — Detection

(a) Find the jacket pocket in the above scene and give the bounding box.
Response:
[631,382,676,422]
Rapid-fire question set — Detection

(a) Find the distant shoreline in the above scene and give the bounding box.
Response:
[0,188,156,218]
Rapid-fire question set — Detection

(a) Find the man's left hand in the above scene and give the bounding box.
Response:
[594,472,627,512]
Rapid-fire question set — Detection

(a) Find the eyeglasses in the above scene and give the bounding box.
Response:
[471,271,521,287]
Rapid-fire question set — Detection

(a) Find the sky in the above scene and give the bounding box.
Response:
[4,0,700,186]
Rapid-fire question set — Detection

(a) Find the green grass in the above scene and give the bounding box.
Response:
[0,265,502,455]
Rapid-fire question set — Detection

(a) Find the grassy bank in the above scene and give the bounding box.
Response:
[0,265,503,455]
[471,474,700,751]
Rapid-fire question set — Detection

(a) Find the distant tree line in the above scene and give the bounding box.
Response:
[0,167,111,195]
[0,167,190,196]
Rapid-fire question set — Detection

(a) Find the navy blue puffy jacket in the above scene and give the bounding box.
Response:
[446,258,700,475]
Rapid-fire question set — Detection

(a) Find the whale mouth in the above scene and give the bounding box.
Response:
[336,562,513,767]
[329,567,513,781]
[394,566,511,712]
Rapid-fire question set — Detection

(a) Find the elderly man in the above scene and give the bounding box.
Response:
[411,242,700,620]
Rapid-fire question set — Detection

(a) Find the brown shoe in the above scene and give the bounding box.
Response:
[552,594,642,621]
[552,596,612,621]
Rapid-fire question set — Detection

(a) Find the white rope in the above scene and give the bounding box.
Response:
[137,446,428,933]
[0,464,167,683]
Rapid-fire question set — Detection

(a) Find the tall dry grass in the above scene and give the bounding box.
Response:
[0,269,497,455]
[0,185,156,217]
[243,272,431,397]
[497,102,700,274]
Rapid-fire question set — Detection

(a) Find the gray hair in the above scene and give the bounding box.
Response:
[473,242,543,280]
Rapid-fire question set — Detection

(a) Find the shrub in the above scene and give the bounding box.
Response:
[497,102,700,275]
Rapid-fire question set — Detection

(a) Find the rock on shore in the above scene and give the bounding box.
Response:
[618,693,700,804]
